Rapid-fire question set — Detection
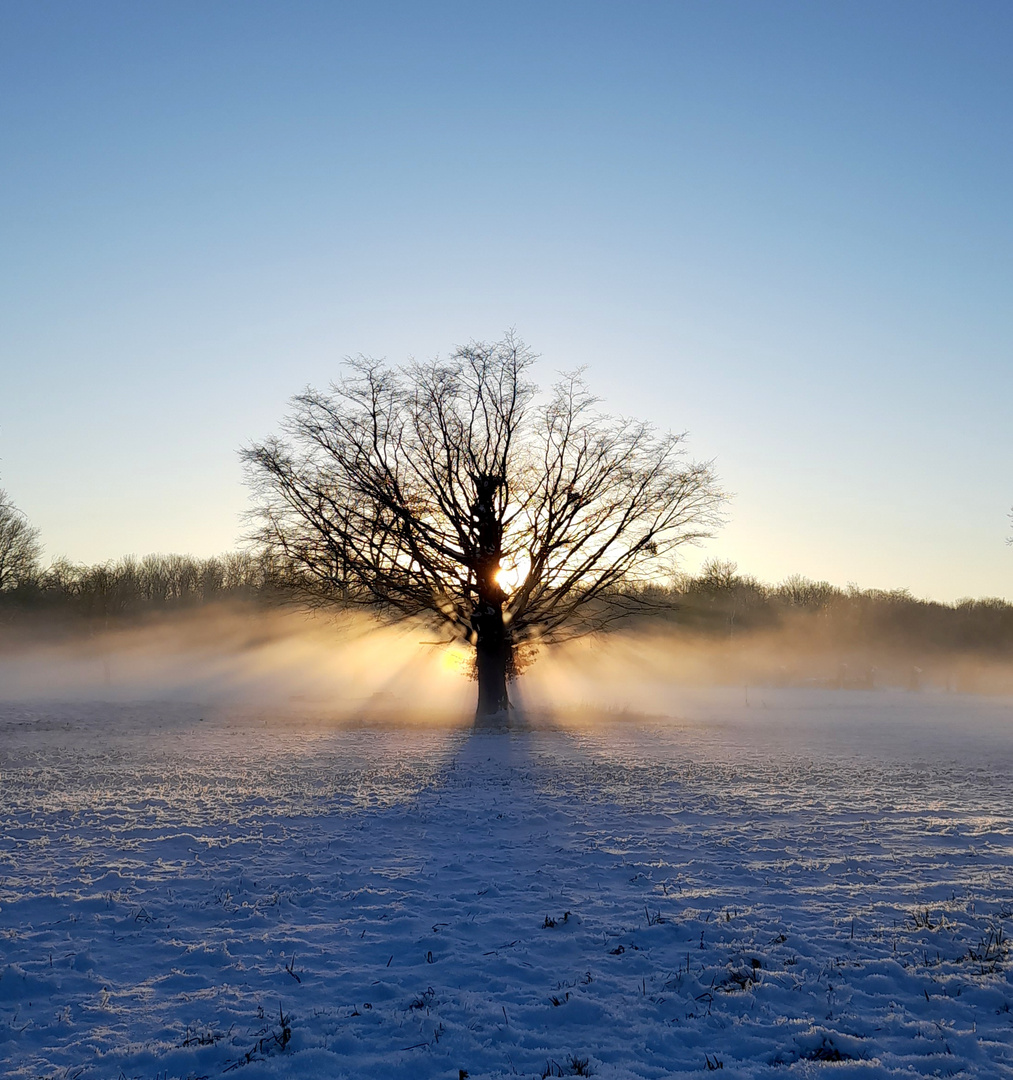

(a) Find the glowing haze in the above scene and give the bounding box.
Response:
[1,2,1011,601]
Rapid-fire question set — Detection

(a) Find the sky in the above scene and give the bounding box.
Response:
[1,0,1011,602]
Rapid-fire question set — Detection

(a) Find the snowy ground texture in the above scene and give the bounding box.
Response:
[2,689,1013,1078]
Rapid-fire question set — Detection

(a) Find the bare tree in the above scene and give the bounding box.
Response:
[0,488,42,591]
[242,335,724,718]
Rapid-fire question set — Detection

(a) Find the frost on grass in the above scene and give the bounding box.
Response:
[1,690,1013,1078]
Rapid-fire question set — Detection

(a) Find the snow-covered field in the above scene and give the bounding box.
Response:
[2,689,1013,1078]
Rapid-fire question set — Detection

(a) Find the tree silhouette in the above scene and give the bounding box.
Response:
[242,335,723,718]
[0,488,42,592]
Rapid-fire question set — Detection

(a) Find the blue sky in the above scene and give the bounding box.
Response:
[1,1,1011,600]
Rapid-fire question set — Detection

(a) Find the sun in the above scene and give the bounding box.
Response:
[495,554,530,595]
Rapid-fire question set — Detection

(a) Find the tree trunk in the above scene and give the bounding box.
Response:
[470,472,511,721]
[474,602,510,720]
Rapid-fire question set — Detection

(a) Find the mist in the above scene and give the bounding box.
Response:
[4,603,1013,721]
[523,618,1013,715]
[0,607,473,720]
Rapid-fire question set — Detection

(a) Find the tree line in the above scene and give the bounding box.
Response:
[662,559,1013,658]
[0,544,274,621]
[2,528,1012,665]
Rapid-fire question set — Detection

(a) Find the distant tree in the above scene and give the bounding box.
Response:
[242,335,724,718]
[0,488,42,591]
[694,558,743,592]
[774,574,841,611]
[686,558,769,635]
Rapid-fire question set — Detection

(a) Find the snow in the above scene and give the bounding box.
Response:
[2,689,1013,1078]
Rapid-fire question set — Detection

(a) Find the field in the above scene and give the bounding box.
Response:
[2,689,1013,1078]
